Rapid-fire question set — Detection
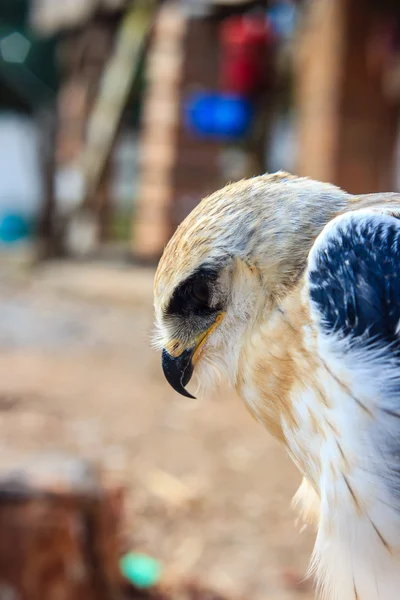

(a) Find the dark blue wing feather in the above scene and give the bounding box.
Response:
[308,210,400,508]
[309,213,400,355]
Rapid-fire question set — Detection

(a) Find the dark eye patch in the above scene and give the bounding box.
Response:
[166,267,219,317]
[191,278,210,307]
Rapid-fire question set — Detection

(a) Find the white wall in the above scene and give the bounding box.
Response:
[0,112,42,219]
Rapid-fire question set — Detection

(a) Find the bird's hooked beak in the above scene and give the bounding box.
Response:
[161,313,225,399]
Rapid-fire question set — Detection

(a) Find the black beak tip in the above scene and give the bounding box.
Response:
[175,386,196,400]
[162,347,196,399]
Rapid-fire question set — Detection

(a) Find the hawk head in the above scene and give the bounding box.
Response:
[153,172,348,398]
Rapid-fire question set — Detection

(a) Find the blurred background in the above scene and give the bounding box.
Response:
[0,0,399,599]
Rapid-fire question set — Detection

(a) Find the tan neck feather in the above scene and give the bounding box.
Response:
[236,284,314,445]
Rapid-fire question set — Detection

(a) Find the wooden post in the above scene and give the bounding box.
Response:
[295,0,347,184]
[36,102,58,259]
[169,16,221,231]
[132,2,187,262]
[47,18,117,256]
[295,0,399,193]
[132,6,224,262]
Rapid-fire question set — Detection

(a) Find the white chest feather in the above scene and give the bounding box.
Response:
[287,375,400,599]
[287,345,400,599]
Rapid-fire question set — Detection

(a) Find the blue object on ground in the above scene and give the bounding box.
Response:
[120,552,163,589]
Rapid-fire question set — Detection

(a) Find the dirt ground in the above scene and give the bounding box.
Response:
[0,261,314,600]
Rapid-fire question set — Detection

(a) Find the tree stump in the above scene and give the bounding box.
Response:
[0,454,124,600]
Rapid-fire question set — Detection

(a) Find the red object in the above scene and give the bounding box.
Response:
[219,15,276,96]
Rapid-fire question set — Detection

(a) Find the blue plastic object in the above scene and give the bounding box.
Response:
[185,93,253,140]
[0,213,30,244]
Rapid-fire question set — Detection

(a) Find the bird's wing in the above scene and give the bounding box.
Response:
[304,203,400,599]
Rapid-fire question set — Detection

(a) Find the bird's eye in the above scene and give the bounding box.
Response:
[191,278,210,307]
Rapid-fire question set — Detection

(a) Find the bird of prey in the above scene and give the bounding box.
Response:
[153,172,400,600]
